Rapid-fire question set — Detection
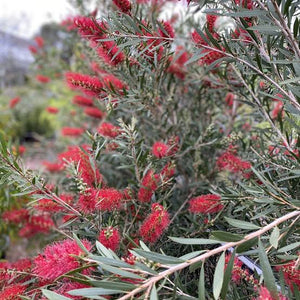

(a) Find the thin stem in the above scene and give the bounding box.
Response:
[231,65,294,152]
[118,209,300,300]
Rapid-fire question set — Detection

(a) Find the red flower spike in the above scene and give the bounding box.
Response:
[206,14,218,33]
[58,145,102,186]
[65,72,104,97]
[33,239,92,280]
[9,97,20,108]
[137,170,159,203]
[152,141,169,158]
[36,74,51,83]
[84,107,106,119]
[29,45,37,54]
[43,161,64,172]
[139,203,170,243]
[73,16,106,41]
[97,122,121,138]
[72,95,94,107]
[99,227,120,251]
[34,36,44,48]
[96,188,123,211]
[275,260,300,292]
[112,0,132,14]
[189,194,223,214]
[0,284,26,300]
[96,40,126,66]
[61,127,84,137]
[216,151,251,178]
[158,21,175,39]
[46,106,59,114]
[2,208,29,224]
[77,188,99,214]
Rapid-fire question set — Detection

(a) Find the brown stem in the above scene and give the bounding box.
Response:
[118,209,300,300]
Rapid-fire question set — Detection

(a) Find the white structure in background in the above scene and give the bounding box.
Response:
[0,30,34,88]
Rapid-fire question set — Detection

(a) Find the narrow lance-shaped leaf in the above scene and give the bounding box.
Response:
[213,252,225,300]
[258,239,278,299]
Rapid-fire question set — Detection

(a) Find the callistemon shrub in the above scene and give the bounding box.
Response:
[0,0,299,299]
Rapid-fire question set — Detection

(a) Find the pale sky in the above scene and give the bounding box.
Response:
[0,0,76,39]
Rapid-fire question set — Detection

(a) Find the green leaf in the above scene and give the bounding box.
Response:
[68,288,123,296]
[88,254,134,269]
[150,285,158,300]
[89,281,135,291]
[132,249,184,265]
[73,233,89,254]
[169,237,220,245]
[101,264,144,280]
[180,250,206,260]
[42,290,73,300]
[95,241,115,259]
[220,249,236,299]
[247,25,281,33]
[258,240,278,299]
[213,252,225,300]
[236,237,258,253]
[210,231,242,242]
[198,262,205,300]
[270,227,280,249]
[224,217,260,230]
[277,242,300,253]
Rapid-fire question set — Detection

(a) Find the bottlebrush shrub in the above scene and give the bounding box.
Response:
[0,0,300,299]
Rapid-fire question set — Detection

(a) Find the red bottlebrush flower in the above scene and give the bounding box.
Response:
[103,74,127,92]
[27,214,55,233]
[235,0,253,9]
[216,151,251,177]
[58,145,102,186]
[33,238,92,280]
[271,101,284,119]
[9,258,32,274]
[35,194,73,213]
[152,141,169,158]
[36,74,51,83]
[46,106,59,114]
[34,36,44,48]
[206,14,218,33]
[96,188,123,211]
[255,286,287,300]
[167,47,189,79]
[73,16,106,41]
[97,122,121,138]
[84,107,105,119]
[192,30,208,46]
[96,40,126,66]
[113,0,132,14]
[139,203,170,243]
[65,72,104,97]
[99,227,120,251]
[77,188,98,214]
[189,194,223,214]
[160,162,176,180]
[276,260,300,292]
[0,284,26,300]
[138,170,159,203]
[224,254,244,284]
[167,135,180,156]
[225,92,234,107]
[61,127,84,137]
[158,21,175,39]
[43,161,64,172]
[72,95,94,107]
[9,97,20,108]
[12,145,26,156]
[2,208,29,224]
[29,45,37,54]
